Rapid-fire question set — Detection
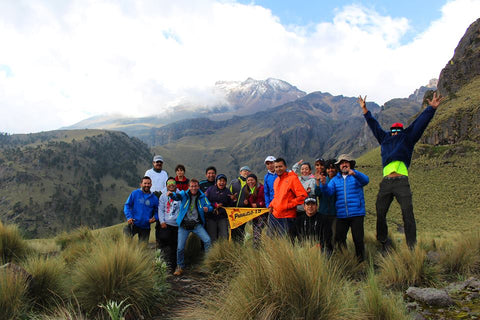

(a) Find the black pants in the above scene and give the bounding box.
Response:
[319,215,335,255]
[157,224,179,270]
[124,224,150,243]
[335,216,365,262]
[376,176,416,248]
[231,223,246,243]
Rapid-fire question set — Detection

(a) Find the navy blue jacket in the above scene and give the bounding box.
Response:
[315,176,336,216]
[320,171,369,219]
[364,106,436,168]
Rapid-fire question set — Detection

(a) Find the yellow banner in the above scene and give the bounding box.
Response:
[224,207,269,229]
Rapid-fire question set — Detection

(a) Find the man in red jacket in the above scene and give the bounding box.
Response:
[268,158,308,237]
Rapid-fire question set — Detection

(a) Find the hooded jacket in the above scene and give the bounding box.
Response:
[320,171,369,219]
[269,171,308,219]
[170,190,213,226]
[364,106,436,168]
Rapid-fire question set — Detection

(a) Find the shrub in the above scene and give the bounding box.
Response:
[71,239,162,317]
[192,238,359,320]
[439,232,480,276]
[23,255,66,308]
[377,246,441,289]
[359,268,410,320]
[0,220,30,263]
[0,268,28,319]
[204,239,246,275]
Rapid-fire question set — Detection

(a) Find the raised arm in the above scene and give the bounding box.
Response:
[360,95,388,144]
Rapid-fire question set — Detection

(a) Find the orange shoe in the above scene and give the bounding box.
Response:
[173,267,183,276]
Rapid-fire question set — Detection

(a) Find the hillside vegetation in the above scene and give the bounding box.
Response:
[0,130,151,238]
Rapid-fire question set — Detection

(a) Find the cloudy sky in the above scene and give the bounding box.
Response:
[0,0,479,134]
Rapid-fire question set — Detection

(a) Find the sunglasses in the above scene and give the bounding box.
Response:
[391,128,402,133]
[315,158,325,163]
[166,181,176,185]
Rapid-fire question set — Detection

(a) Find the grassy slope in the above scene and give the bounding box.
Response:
[357,141,480,236]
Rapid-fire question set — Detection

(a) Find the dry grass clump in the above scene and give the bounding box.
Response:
[439,232,480,276]
[359,268,411,320]
[0,268,28,319]
[71,238,161,317]
[0,220,31,263]
[55,226,93,250]
[203,238,247,275]
[192,237,359,320]
[377,246,441,290]
[23,255,66,309]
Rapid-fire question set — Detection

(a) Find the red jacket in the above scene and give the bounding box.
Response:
[270,171,308,218]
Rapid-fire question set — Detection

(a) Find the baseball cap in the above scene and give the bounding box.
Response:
[240,166,251,172]
[153,155,164,162]
[304,197,317,205]
[264,156,276,163]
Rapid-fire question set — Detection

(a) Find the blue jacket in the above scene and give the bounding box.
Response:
[170,190,213,226]
[124,189,159,229]
[320,171,369,219]
[364,106,436,168]
[263,171,277,208]
[315,176,336,216]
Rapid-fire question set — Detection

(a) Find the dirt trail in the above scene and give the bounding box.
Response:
[153,269,213,319]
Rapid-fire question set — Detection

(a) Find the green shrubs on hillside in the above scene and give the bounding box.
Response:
[0,220,31,263]
[71,238,161,317]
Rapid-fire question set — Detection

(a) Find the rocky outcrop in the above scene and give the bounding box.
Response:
[406,287,455,307]
[437,18,480,97]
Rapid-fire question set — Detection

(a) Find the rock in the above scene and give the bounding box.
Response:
[438,18,480,96]
[413,313,426,320]
[406,287,455,307]
[406,302,419,311]
[0,262,33,288]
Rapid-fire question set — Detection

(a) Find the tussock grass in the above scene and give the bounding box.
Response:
[71,238,161,317]
[439,232,480,277]
[0,268,28,320]
[359,268,410,320]
[23,255,66,309]
[55,226,93,250]
[192,237,360,320]
[0,220,31,263]
[203,239,246,275]
[377,246,441,290]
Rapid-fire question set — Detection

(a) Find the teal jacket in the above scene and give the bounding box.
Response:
[170,190,213,226]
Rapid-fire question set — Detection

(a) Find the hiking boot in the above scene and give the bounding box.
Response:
[173,267,183,276]
[380,239,394,256]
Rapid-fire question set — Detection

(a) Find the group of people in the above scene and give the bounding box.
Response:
[123,92,444,274]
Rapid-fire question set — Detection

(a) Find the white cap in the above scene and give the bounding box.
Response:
[153,155,164,162]
[264,156,276,163]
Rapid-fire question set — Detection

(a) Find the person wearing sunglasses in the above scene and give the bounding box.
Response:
[358,91,444,251]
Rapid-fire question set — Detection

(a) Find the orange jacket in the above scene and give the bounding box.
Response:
[270,171,308,219]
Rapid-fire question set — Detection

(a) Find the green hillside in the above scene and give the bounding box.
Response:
[356,141,480,235]
[0,130,151,238]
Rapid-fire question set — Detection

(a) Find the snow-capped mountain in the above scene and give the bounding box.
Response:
[212,77,306,118]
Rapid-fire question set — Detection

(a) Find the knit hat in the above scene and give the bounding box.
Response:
[240,166,251,172]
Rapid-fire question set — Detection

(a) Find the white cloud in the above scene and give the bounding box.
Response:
[0,0,479,133]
